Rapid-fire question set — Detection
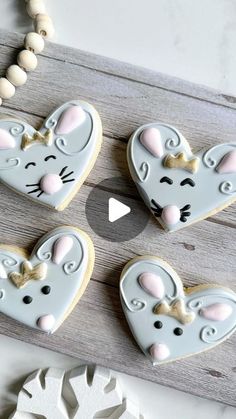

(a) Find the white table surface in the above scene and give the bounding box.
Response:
[0,1,236,418]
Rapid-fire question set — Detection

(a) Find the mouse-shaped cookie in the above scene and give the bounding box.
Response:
[0,100,102,210]
[127,123,236,231]
[0,226,94,333]
[120,256,236,365]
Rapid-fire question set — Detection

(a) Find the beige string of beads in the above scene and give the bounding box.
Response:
[0,0,55,105]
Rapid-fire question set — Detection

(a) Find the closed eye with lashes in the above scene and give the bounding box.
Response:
[180,178,195,187]
[160,176,173,185]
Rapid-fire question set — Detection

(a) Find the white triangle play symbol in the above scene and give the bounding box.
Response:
[108,198,131,223]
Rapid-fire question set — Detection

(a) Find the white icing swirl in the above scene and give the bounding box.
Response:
[10,124,26,136]
[165,135,181,150]
[203,143,236,169]
[219,181,236,195]
[0,158,20,170]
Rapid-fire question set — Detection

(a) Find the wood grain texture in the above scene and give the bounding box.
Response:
[0,29,236,406]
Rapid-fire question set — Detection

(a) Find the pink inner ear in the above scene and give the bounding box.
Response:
[139,272,164,299]
[200,303,233,321]
[52,236,74,265]
[140,128,164,157]
[55,105,86,135]
[216,150,236,174]
[0,129,15,149]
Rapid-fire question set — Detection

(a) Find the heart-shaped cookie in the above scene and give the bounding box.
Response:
[120,256,236,365]
[0,100,102,210]
[127,123,236,231]
[0,226,94,333]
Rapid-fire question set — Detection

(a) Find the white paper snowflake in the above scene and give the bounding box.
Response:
[10,365,143,419]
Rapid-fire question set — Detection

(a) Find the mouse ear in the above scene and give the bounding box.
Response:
[120,258,184,312]
[33,227,88,276]
[139,272,165,299]
[139,128,164,158]
[216,150,236,174]
[128,123,192,183]
[55,105,86,135]
[187,288,236,343]
[0,129,16,149]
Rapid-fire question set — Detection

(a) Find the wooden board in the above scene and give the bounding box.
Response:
[0,29,236,407]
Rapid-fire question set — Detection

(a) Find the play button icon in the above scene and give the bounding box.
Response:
[85,177,150,242]
[108,198,131,223]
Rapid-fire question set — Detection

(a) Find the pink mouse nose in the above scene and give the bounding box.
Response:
[161,205,180,225]
[40,174,63,195]
[150,343,170,362]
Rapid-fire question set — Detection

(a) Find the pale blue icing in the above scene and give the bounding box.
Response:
[127,122,236,231]
[0,100,102,210]
[120,257,236,365]
[0,226,93,333]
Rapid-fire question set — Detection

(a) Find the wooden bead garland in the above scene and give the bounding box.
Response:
[24,32,45,54]
[17,50,38,71]
[0,0,55,105]
[6,65,27,87]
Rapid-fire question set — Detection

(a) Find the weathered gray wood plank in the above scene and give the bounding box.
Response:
[0,29,236,407]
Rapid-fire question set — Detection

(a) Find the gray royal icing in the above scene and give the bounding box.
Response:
[120,257,236,365]
[0,100,102,210]
[127,123,236,231]
[0,226,94,333]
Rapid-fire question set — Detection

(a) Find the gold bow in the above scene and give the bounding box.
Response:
[21,129,53,150]
[164,152,199,173]
[9,261,47,289]
[153,298,195,325]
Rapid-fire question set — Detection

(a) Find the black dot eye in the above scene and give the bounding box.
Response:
[25,162,36,169]
[180,178,195,187]
[154,321,163,329]
[174,327,183,336]
[41,285,51,295]
[23,296,33,304]
[160,176,173,185]
[44,155,56,161]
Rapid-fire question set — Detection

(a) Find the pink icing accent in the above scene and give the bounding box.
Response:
[40,174,63,195]
[0,129,15,149]
[37,314,55,332]
[140,128,164,157]
[216,150,236,174]
[55,105,86,135]
[161,205,180,225]
[150,343,170,362]
[52,236,74,265]
[139,272,164,299]
[201,303,233,321]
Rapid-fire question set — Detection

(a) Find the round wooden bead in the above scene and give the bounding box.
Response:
[34,14,55,39]
[26,0,46,18]
[0,78,15,99]
[24,32,45,54]
[6,65,27,87]
[17,50,38,71]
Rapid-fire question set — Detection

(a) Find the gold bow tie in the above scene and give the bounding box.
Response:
[21,129,53,150]
[153,298,195,325]
[9,261,48,288]
[164,152,199,174]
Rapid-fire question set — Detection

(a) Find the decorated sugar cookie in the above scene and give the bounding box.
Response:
[0,226,94,333]
[127,123,236,231]
[0,100,102,210]
[120,256,236,365]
